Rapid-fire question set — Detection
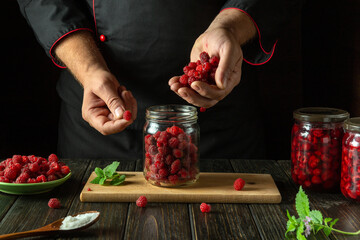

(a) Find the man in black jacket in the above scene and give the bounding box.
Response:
[17,0,302,159]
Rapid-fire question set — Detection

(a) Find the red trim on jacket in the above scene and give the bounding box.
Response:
[49,28,94,68]
[243,41,276,66]
[221,7,277,65]
[93,0,97,35]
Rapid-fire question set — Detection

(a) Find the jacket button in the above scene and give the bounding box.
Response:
[99,34,106,42]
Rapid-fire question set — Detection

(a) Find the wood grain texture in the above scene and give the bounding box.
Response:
[230,159,330,240]
[278,160,360,240]
[0,159,90,236]
[123,159,192,240]
[61,158,136,240]
[80,172,281,203]
[190,159,261,240]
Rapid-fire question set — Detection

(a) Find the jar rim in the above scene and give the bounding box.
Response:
[293,107,349,123]
[344,117,360,132]
[146,104,198,123]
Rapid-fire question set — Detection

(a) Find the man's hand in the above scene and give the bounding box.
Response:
[169,9,256,108]
[81,69,137,135]
[54,31,137,135]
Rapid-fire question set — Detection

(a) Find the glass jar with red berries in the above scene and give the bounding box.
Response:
[143,105,200,187]
[341,118,360,201]
[291,107,349,191]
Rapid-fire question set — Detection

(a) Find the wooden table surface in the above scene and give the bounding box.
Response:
[0,159,359,240]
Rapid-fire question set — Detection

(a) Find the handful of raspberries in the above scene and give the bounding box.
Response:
[179,52,219,88]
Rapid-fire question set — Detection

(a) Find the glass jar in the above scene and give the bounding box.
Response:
[143,105,200,187]
[291,107,349,191]
[341,118,360,201]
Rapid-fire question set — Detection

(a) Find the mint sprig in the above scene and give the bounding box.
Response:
[90,161,126,186]
[285,186,360,239]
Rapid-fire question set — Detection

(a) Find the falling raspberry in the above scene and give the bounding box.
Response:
[200,203,211,213]
[123,110,132,121]
[233,178,245,191]
[199,107,206,112]
[136,196,147,207]
[48,198,61,209]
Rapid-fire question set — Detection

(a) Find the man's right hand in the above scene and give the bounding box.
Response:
[54,31,137,135]
[81,69,137,135]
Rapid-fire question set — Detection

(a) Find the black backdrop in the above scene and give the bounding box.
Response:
[1,0,359,160]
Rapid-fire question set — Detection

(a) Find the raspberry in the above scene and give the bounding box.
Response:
[188,76,197,86]
[15,172,30,183]
[183,66,191,74]
[22,156,29,164]
[159,168,169,178]
[171,159,181,174]
[188,62,197,69]
[199,107,206,112]
[136,196,147,207]
[168,137,179,148]
[29,163,40,172]
[196,60,202,66]
[87,188,92,191]
[167,126,184,136]
[200,203,211,213]
[4,166,18,180]
[0,177,9,183]
[179,74,189,85]
[12,155,23,164]
[123,110,132,121]
[234,178,245,191]
[195,65,202,72]
[27,178,37,183]
[48,154,58,163]
[50,162,60,171]
[168,175,179,184]
[200,52,210,63]
[47,175,58,181]
[209,56,219,67]
[36,175,47,182]
[187,69,195,77]
[165,155,174,165]
[48,198,61,209]
[202,62,212,72]
[61,166,70,175]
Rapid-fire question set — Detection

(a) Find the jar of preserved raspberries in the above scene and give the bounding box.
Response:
[291,107,349,191]
[143,105,200,187]
[341,118,360,201]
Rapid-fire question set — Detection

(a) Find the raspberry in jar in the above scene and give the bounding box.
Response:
[143,105,199,187]
[291,107,349,191]
[341,117,360,201]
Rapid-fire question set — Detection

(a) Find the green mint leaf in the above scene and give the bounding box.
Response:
[330,218,339,228]
[95,167,105,178]
[309,210,323,224]
[314,225,324,234]
[324,217,332,225]
[110,174,126,185]
[90,176,102,184]
[99,177,107,185]
[295,186,310,220]
[103,161,120,178]
[110,172,120,179]
[296,221,306,240]
[323,226,332,236]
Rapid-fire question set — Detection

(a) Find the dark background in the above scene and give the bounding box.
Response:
[1,0,359,160]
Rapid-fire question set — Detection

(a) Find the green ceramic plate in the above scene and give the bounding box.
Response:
[0,172,71,195]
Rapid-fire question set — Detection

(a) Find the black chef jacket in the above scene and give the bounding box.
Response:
[17,0,303,159]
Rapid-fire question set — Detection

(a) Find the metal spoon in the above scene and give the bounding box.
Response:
[0,211,100,240]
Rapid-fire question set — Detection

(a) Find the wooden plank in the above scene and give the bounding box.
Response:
[0,159,90,236]
[230,159,329,240]
[278,160,360,240]
[80,172,281,203]
[123,159,192,240]
[190,159,261,240]
[58,158,136,240]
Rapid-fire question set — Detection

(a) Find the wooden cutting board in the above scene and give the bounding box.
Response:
[80,171,281,203]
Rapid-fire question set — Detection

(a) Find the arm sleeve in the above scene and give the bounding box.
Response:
[17,0,94,68]
[222,0,304,65]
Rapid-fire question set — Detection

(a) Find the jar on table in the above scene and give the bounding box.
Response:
[143,105,200,187]
[291,107,349,191]
[341,118,360,201]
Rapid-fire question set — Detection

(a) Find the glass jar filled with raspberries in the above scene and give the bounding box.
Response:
[341,117,360,201]
[144,105,199,187]
[291,107,349,191]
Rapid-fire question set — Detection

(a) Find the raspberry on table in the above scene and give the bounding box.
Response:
[48,198,61,209]
[200,203,211,213]
[136,196,147,207]
[234,178,245,191]
[123,110,132,121]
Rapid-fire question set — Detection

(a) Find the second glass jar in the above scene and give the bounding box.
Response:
[291,107,349,191]
[143,105,200,187]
